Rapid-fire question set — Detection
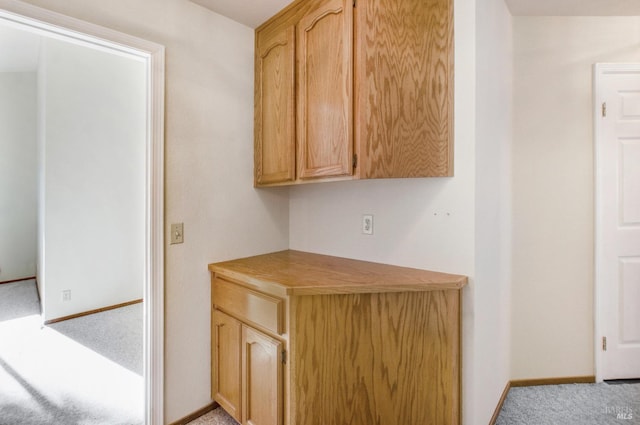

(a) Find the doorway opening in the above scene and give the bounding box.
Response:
[0,1,164,423]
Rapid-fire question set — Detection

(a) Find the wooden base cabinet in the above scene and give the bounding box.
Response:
[290,291,460,425]
[210,250,467,425]
[211,278,285,425]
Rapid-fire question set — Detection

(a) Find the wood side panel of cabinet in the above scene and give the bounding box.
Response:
[255,26,296,186]
[355,0,454,178]
[292,290,461,425]
[296,0,353,180]
[242,325,284,425]
[212,309,242,422]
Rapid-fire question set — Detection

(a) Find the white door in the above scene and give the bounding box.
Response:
[595,63,640,380]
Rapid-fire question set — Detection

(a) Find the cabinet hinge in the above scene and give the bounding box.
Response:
[281,350,287,365]
[602,336,607,351]
[602,102,607,118]
[353,154,358,169]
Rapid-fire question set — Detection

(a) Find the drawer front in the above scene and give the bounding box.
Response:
[213,277,284,336]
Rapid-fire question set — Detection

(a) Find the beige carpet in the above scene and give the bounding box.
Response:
[187,407,238,425]
[0,280,143,425]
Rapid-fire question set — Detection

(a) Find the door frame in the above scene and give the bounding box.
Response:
[593,62,640,383]
[0,1,165,423]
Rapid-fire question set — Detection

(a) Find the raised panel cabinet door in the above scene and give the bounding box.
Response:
[297,0,353,180]
[354,0,454,178]
[212,309,242,422]
[241,325,283,425]
[255,25,296,186]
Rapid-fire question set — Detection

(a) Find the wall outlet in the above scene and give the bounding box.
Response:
[62,290,71,302]
[170,223,184,244]
[362,214,374,235]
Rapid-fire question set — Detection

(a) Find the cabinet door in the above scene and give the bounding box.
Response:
[241,325,283,425]
[354,0,454,178]
[297,0,353,179]
[255,26,296,186]
[212,309,242,422]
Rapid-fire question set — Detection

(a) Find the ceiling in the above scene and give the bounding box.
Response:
[190,0,640,28]
[1,0,636,70]
[0,24,41,72]
[189,0,292,28]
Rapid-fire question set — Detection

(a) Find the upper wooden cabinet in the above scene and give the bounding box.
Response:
[254,0,453,187]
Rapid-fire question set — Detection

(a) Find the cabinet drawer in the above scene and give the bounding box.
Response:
[212,277,284,336]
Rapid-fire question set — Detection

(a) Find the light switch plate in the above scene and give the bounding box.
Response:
[171,223,184,244]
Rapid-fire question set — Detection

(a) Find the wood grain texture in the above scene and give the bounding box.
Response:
[355,0,454,178]
[209,250,468,296]
[212,310,242,422]
[43,299,143,325]
[292,290,461,425]
[255,25,296,186]
[510,376,596,387]
[297,0,353,179]
[242,326,284,425]
[213,277,284,335]
[0,276,36,285]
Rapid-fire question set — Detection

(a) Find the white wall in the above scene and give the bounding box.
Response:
[18,0,290,422]
[511,16,640,380]
[38,38,146,321]
[0,72,37,282]
[475,0,512,421]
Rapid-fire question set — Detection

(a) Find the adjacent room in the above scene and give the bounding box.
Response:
[0,21,147,424]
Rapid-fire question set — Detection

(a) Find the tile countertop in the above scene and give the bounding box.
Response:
[208,250,468,296]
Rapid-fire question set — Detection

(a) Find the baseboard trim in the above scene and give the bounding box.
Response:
[44,299,143,325]
[510,376,596,387]
[488,381,511,425]
[168,401,219,425]
[0,276,36,285]
[489,376,597,425]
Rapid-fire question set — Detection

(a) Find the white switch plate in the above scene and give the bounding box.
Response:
[362,214,373,235]
[171,223,184,244]
[62,290,71,302]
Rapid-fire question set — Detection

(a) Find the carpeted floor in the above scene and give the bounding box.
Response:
[194,383,640,425]
[187,407,238,425]
[0,279,41,321]
[48,300,143,375]
[496,382,640,424]
[0,279,143,425]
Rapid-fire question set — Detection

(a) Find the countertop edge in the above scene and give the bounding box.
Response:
[208,252,468,296]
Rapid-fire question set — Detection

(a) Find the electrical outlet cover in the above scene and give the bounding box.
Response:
[362,214,374,235]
